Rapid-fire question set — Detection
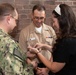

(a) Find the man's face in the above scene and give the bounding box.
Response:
[32,9,45,28]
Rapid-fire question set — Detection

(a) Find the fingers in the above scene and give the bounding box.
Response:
[36,67,48,75]
[36,68,42,75]
[28,45,32,49]
[28,46,39,54]
[34,43,42,48]
[28,43,41,50]
[26,58,31,64]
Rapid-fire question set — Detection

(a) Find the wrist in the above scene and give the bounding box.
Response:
[36,50,39,54]
[36,50,41,54]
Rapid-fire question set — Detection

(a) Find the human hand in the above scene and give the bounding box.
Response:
[26,58,38,68]
[28,45,40,54]
[34,43,53,52]
[26,51,36,59]
[34,43,44,49]
[36,67,49,75]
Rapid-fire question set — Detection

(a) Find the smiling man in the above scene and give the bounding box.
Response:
[19,4,56,75]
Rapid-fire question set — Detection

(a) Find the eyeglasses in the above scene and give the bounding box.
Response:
[34,16,45,20]
[10,15,19,24]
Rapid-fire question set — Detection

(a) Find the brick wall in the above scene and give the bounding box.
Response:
[0,0,76,41]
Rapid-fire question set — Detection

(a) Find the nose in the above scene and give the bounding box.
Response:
[37,19,42,23]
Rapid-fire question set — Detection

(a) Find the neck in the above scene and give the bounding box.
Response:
[0,25,8,34]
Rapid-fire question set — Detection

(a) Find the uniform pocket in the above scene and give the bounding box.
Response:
[45,37,53,45]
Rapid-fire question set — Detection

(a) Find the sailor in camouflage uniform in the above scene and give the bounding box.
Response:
[0,3,34,75]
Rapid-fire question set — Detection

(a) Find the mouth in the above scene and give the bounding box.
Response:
[36,23,42,27]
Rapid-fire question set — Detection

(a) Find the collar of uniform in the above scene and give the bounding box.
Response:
[30,22,42,34]
[29,22,36,33]
[29,23,49,34]
[0,28,9,37]
[43,23,49,31]
[0,28,8,34]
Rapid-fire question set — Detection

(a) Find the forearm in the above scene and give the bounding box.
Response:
[28,47,53,69]
[28,46,65,73]
[36,52,53,70]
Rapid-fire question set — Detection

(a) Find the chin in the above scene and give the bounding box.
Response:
[36,25,42,28]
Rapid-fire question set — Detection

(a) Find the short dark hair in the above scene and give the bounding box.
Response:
[52,4,76,38]
[0,3,15,20]
[32,4,46,13]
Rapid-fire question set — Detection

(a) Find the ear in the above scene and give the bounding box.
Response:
[6,16,11,24]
